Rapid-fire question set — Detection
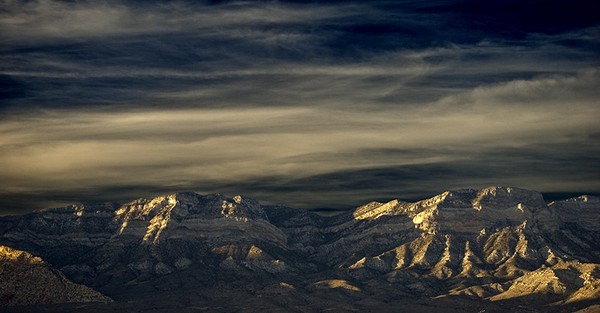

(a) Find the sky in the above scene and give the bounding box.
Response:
[1,0,599,214]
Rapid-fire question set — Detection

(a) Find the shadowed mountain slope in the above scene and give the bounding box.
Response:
[0,245,111,306]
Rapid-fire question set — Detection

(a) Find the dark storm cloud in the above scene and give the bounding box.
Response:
[0,0,599,214]
[2,0,596,110]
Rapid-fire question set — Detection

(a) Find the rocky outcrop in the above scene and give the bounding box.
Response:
[0,245,111,306]
[488,260,600,303]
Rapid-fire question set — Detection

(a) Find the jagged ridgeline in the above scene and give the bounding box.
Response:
[0,187,598,312]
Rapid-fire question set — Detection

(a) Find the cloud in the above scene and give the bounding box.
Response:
[0,69,598,212]
[3,26,595,111]
[0,1,598,213]
[0,0,350,41]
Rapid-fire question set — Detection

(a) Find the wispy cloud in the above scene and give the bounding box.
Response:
[1,70,598,210]
[0,0,598,213]
[0,0,350,40]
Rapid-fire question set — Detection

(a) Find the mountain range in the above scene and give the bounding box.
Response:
[0,186,598,312]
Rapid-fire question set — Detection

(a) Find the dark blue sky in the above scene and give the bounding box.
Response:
[1,0,599,213]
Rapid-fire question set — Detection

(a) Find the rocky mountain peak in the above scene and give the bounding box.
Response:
[419,186,546,211]
[471,186,546,211]
[350,186,549,232]
[352,199,405,220]
[407,186,548,233]
[112,192,271,244]
[0,245,43,265]
[115,191,266,221]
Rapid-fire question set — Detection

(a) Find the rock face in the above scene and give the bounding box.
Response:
[341,187,600,297]
[0,186,598,312]
[0,192,295,298]
[0,245,111,306]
